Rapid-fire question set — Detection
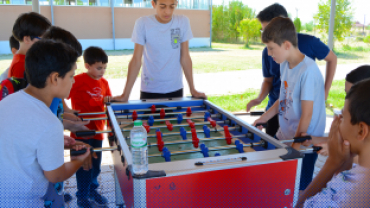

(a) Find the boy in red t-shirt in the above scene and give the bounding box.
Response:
[67,46,111,207]
[8,12,51,78]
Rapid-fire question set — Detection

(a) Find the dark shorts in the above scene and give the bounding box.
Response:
[140,88,183,100]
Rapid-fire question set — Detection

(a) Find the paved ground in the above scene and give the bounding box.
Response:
[63,63,364,207]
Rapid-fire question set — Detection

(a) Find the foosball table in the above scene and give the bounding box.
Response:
[77,98,305,207]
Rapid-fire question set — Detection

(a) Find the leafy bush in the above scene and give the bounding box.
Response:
[293,17,302,33]
[364,35,370,44]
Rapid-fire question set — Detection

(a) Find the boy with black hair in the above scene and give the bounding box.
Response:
[0,36,19,82]
[8,12,51,78]
[296,79,370,208]
[67,46,111,207]
[0,40,91,207]
[113,0,206,101]
[247,3,337,137]
[253,17,326,192]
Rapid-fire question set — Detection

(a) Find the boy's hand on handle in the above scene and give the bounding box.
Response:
[252,116,267,130]
[70,144,97,171]
[315,142,329,156]
[191,89,207,99]
[246,98,262,112]
[63,112,82,122]
[327,116,353,173]
[297,133,313,147]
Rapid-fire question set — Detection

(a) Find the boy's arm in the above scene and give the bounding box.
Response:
[252,99,279,127]
[246,77,273,112]
[114,44,144,102]
[292,100,313,149]
[323,50,337,100]
[295,117,352,208]
[180,41,206,99]
[44,148,91,183]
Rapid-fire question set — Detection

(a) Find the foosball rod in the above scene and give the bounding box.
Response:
[148,142,264,158]
[147,134,248,147]
[76,105,207,116]
[70,146,118,156]
[82,113,221,123]
[74,125,239,138]
[121,120,226,132]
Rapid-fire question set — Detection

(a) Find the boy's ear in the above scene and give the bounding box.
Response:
[49,72,60,86]
[84,63,90,70]
[151,0,156,8]
[357,122,369,142]
[11,48,18,55]
[23,36,32,44]
[283,41,291,50]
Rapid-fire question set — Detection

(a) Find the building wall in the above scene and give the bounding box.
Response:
[0,5,210,54]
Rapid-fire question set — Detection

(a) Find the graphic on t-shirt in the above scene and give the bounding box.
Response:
[87,87,103,106]
[171,28,181,49]
[280,80,295,121]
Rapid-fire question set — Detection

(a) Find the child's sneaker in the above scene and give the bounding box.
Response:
[77,198,93,208]
[88,190,108,206]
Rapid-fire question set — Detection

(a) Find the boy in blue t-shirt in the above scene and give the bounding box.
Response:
[246,3,337,137]
[253,17,326,192]
[295,79,370,208]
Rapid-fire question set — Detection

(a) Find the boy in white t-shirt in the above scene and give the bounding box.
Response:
[253,17,326,192]
[0,40,91,207]
[114,0,206,101]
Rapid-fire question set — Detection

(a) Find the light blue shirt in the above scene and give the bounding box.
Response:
[276,56,326,140]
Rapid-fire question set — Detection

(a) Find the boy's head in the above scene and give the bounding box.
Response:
[257,3,288,30]
[25,40,78,98]
[152,0,177,23]
[340,78,370,155]
[12,12,51,43]
[83,46,108,80]
[262,17,298,64]
[42,26,83,56]
[9,35,19,55]
[345,65,370,93]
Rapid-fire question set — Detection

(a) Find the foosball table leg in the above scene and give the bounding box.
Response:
[114,170,125,207]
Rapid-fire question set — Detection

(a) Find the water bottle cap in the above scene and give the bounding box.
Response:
[134,120,143,126]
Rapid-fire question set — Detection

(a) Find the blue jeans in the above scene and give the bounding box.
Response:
[75,139,103,200]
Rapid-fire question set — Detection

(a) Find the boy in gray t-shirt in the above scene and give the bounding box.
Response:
[0,40,91,207]
[114,0,206,101]
[253,17,326,192]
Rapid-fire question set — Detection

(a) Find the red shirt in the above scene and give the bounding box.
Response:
[68,73,112,141]
[8,54,26,78]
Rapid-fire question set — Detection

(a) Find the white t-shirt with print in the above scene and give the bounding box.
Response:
[131,14,193,93]
[0,90,64,207]
[276,56,326,140]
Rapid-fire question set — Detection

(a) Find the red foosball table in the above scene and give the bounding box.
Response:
[104,98,303,208]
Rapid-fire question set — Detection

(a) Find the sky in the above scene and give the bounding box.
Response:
[212,0,370,25]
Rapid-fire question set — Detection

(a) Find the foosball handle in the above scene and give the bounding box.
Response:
[250,111,264,116]
[255,123,267,128]
[312,146,323,152]
[293,136,312,143]
[70,147,93,156]
[75,130,96,137]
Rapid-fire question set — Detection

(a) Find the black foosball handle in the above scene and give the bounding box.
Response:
[255,123,267,128]
[70,147,94,156]
[293,136,312,143]
[312,146,322,152]
[75,130,96,137]
[250,111,264,116]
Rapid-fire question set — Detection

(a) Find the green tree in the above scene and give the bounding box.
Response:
[304,21,314,32]
[293,17,302,33]
[314,0,353,44]
[237,18,261,46]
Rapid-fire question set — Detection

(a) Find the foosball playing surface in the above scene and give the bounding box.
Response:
[105,98,303,208]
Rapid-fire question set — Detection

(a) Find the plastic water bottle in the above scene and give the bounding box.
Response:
[130,120,148,175]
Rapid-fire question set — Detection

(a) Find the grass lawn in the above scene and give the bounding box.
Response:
[1,42,369,78]
[208,79,346,115]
